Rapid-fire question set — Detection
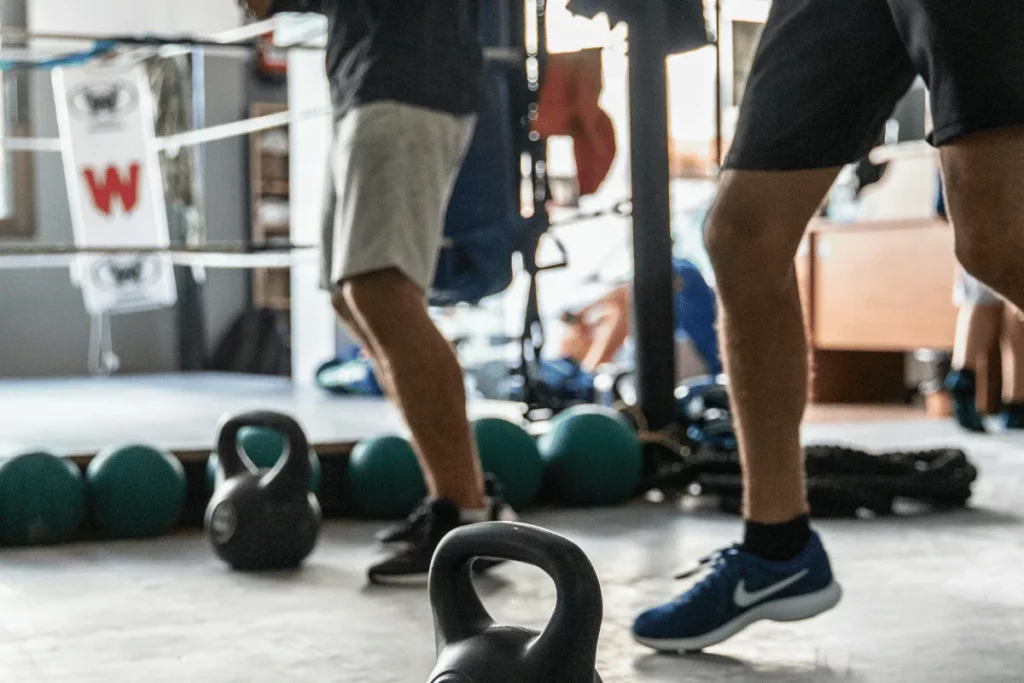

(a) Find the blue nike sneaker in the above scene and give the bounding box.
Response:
[632,532,842,652]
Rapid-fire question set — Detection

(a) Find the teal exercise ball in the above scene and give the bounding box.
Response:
[473,418,545,511]
[207,426,321,493]
[538,405,643,506]
[550,402,635,431]
[347,435,426,519]
[0,450,86,545]
[86,443,187,539]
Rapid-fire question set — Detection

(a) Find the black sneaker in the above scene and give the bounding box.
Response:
[367,498,460,585]
[374,499,432,547]
[367,497,517,585]
[374,475,515,547]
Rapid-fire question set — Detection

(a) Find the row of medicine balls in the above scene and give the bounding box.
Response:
[0,405,641,545]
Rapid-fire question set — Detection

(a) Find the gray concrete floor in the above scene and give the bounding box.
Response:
[1,418,1023,682]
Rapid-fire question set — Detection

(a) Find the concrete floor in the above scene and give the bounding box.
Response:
[1,417,1023,683]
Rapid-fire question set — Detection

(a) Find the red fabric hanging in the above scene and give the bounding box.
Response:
[533,49,617,197]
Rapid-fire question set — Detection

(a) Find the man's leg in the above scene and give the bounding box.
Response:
[942,129,1024,310]
[632,0,915,653]
[1000,305,1024,405]
[941,128,1024,426]
[952,304,1003,371]
[705,169,840,525]
[342,269,484,510]
[999,304,1024,429]
[558,318,595,365]
[321,101,514,584]
[579,297,631,373]
[946,295,1002,432]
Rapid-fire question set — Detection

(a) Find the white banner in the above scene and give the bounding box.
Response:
[53,63,177,315]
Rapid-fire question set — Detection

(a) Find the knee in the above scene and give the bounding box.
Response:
[954,222,1017,285]
[342,269,431,348]
[342,269,417,319]
[704,208,799,296]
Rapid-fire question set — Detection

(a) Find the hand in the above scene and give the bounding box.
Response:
[241,0,274,19]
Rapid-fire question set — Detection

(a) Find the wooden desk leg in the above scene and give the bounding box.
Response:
[809,349,907,404]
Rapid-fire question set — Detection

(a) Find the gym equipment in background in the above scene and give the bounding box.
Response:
[429,0,573,421]
[499,358,596,408]
[86,443,186,539]
[206,425,321,494]
[598,372,733,447]
[538,405,642,506]
[205,411,321,570]
[428,522,604,683]
[472,418,545,511]
[0,450,86,546]
[346,435,427,519]
[674,374,735,451]
[315,355,384,397]
[697,444,979,518]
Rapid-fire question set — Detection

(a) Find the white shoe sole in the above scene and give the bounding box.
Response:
[633,581,843,653]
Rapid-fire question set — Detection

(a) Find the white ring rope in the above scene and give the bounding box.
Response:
[0,17,521,153]
[4,105,337,152]
[0,21,527,272]
[0,250,316,270]
[0,18,289,50]
[0,21,520,61]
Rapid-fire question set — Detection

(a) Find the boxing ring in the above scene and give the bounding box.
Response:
[0,17,526,461]
[0,373,524,463]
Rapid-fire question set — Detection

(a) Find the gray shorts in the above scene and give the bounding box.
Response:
[954,267,1001,307]
[320,101,476,294]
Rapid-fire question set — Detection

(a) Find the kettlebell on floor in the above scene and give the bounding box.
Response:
[205,410,321,571]
[428,521,603,683]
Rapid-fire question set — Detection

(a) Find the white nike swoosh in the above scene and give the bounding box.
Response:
[733,569,810,608]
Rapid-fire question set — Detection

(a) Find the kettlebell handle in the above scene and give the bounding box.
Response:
[428,522,603,678]
[215,411,311,499]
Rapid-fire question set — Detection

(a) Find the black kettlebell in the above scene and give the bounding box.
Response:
[205,411,321,571]
[428,522,603,683]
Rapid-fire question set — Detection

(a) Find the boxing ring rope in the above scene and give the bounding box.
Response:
[0,250,316,270]
[0,25,525,163]
[2,105,337,153]
[0,19,524,268]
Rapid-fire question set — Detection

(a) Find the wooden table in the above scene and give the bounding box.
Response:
[796,218,959,403]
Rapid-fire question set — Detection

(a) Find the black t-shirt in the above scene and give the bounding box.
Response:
[269,0,483,118]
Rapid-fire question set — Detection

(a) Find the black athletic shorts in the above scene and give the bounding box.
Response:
[725,0,1024,171]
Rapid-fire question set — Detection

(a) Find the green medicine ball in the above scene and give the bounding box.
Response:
[347,435,426,519]
[86,444,186,539]
[473,418,545,511]
[538,405,643,507]
[0,450,86,546]
[206,426,321,494]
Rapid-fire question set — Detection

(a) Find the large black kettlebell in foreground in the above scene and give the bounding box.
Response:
[205,411,321,571]
[428,522,603,683]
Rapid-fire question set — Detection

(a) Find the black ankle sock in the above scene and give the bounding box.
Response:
[743,514,812,562]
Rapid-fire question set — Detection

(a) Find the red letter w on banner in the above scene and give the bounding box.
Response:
[83,163,142,215]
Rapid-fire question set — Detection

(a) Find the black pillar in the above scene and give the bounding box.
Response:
[628,3,677,430]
